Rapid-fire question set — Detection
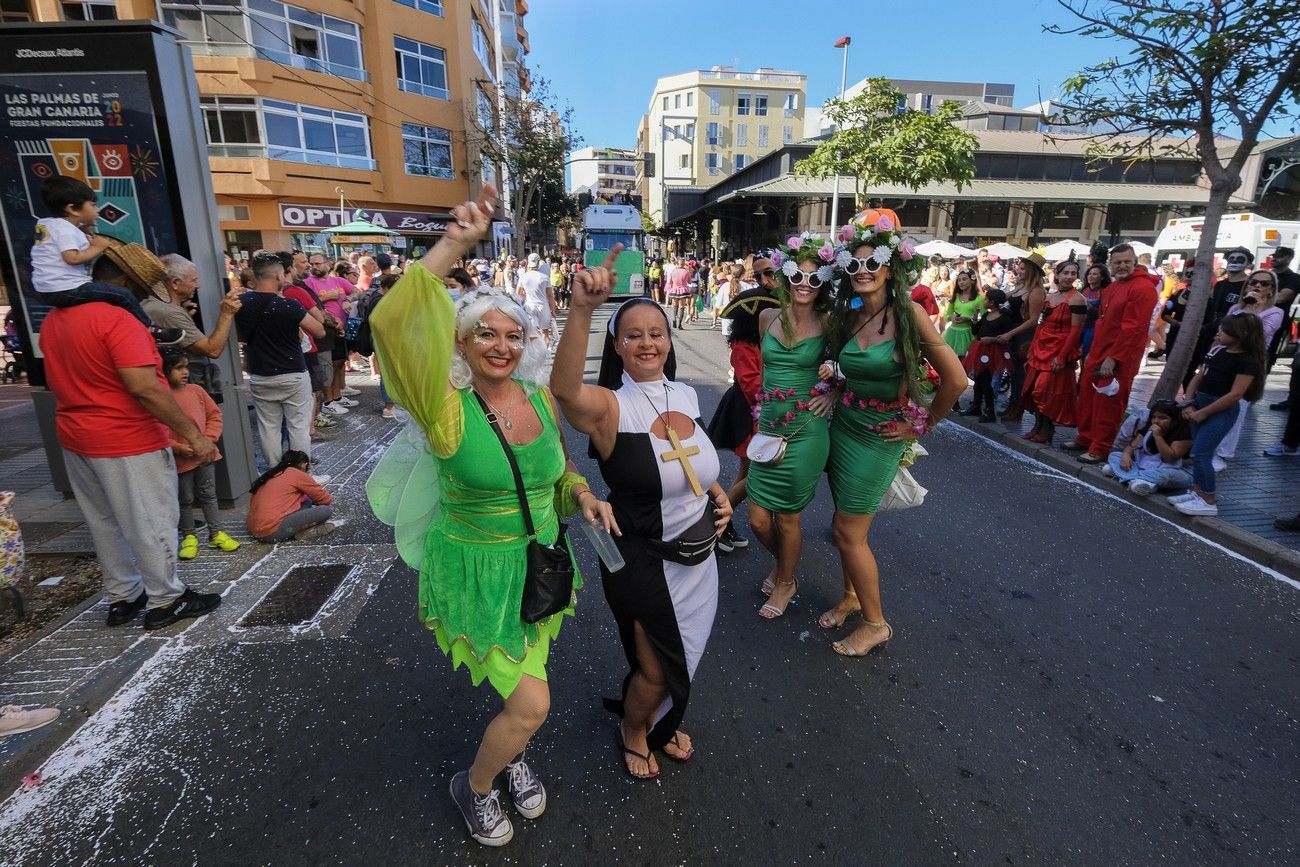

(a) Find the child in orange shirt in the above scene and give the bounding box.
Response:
[246,451,335,542]
[163,352,240,559]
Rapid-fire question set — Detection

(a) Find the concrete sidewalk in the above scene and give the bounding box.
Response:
[0,371,405,789]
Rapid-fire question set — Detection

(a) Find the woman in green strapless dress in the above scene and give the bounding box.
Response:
[822,212,966,659]
[747,244,837,618]
[942,269,986,357]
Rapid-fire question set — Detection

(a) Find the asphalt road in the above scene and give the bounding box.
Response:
[0,306,1297,866]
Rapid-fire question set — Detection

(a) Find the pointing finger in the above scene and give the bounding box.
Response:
[602,243,624,272]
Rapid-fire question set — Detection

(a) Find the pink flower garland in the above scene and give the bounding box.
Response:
[751,381,834,428]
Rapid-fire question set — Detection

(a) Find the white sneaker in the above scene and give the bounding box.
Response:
[315,415,338,429]
[311,474,332,486]
[0,704,61,737]
[1166,491,1197,505]
[340,386,361,396]
[1129,480,1156,496]
[1263,443,1300,457]
[334,397,359,408]
[381,406,396,419]
[1174,496,1218,517]
[1211,456,1228,473]
[294,519,343,541]
[322,401,350,415]
[1100,464,1116,478]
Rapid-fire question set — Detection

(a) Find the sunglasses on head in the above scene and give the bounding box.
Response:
[842,256,885,276]
[787,270,825,288]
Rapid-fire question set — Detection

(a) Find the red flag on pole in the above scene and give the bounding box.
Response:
[834,36,851,47]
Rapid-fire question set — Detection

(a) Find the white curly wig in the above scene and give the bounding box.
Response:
[449,289,549,389]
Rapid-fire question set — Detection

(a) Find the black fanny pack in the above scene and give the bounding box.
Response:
[628,505,717,567]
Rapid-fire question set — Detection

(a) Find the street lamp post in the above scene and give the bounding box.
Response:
[829,36,851,233]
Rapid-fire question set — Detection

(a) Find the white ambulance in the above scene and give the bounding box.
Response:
[1153,212,1300,273]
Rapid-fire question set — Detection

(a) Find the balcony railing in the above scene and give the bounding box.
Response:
[699,69,803,84]
[209,142,376,171]
[181,41,369,82]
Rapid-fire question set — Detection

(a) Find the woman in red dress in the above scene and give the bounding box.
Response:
[1021,260,1086,443]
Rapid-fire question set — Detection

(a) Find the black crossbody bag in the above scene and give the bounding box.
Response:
[473,392,575,624]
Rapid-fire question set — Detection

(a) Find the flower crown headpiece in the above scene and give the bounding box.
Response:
[832,211,922,279]
[771,232,835,283]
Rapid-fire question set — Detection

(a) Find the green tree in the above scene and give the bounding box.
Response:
[795,78,979,212]
[1049,0,1300,400]
[641,211,661,236]
[468,75,578,256]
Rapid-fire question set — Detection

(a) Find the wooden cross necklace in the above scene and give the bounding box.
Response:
[636,382,704,497]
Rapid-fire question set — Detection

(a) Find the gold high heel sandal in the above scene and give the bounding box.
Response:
[832,618,892,657]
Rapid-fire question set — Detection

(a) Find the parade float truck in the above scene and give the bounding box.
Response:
[1154,213,1300,273]
[578,204,646,296]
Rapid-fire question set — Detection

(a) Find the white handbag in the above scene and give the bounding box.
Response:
[878,467,927,512]
[747,432,788,466]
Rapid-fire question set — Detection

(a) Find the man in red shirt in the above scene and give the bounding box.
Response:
[1068,244,1161,463]
[41,245,223,630]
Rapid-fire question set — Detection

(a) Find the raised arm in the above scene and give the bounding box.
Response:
[551,245,621,457]
[370,186,495,441]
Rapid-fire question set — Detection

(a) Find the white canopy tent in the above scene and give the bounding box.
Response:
[1127,241,1156,258]
[982,241,1030,259]
[914,239,977,259]
[1040,239,1092,261]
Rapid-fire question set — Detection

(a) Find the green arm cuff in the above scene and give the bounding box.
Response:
[555,470,589,517]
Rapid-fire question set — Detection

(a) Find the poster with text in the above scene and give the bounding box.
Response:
[0,71,177,357]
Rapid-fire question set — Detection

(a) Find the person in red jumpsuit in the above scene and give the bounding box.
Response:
[1067,244,1161,463]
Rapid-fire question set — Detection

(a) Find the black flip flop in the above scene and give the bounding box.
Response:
[660,732,694,763]
[616,725,659,779]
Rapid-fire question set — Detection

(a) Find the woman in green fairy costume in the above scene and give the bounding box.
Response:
[366,185,617,849]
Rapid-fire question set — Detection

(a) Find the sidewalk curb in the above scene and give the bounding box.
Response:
[945,414,1300,581]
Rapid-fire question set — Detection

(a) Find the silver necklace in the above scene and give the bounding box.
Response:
[477,389,515,430]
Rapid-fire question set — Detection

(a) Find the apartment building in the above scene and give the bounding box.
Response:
[636,66,806,223]
[567,145,638,201]
[805,77,1015,137]
[12,0,530,257]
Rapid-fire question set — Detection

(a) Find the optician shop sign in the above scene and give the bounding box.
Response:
[280,204,450,234]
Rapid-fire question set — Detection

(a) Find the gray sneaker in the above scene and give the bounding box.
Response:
[449,770,513,847]
[506,753,547,819]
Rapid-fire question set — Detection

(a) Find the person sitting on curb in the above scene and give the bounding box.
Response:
[246,450,338,542]
[1100,399,1192,496]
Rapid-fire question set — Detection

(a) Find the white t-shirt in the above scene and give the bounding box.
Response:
[31,217,91,293]
[519,269,549,305]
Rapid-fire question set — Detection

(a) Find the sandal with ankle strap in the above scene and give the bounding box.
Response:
[818,597,861,630]
[758,578,798,619]
[832,619,893,657]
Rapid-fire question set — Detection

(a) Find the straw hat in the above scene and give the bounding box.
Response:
[103,242,168,301]
[1022,252,1049,270]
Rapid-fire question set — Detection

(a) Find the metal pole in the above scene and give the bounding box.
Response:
[828,40,850,233]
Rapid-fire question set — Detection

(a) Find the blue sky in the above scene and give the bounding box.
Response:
[526,0,1106,151]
